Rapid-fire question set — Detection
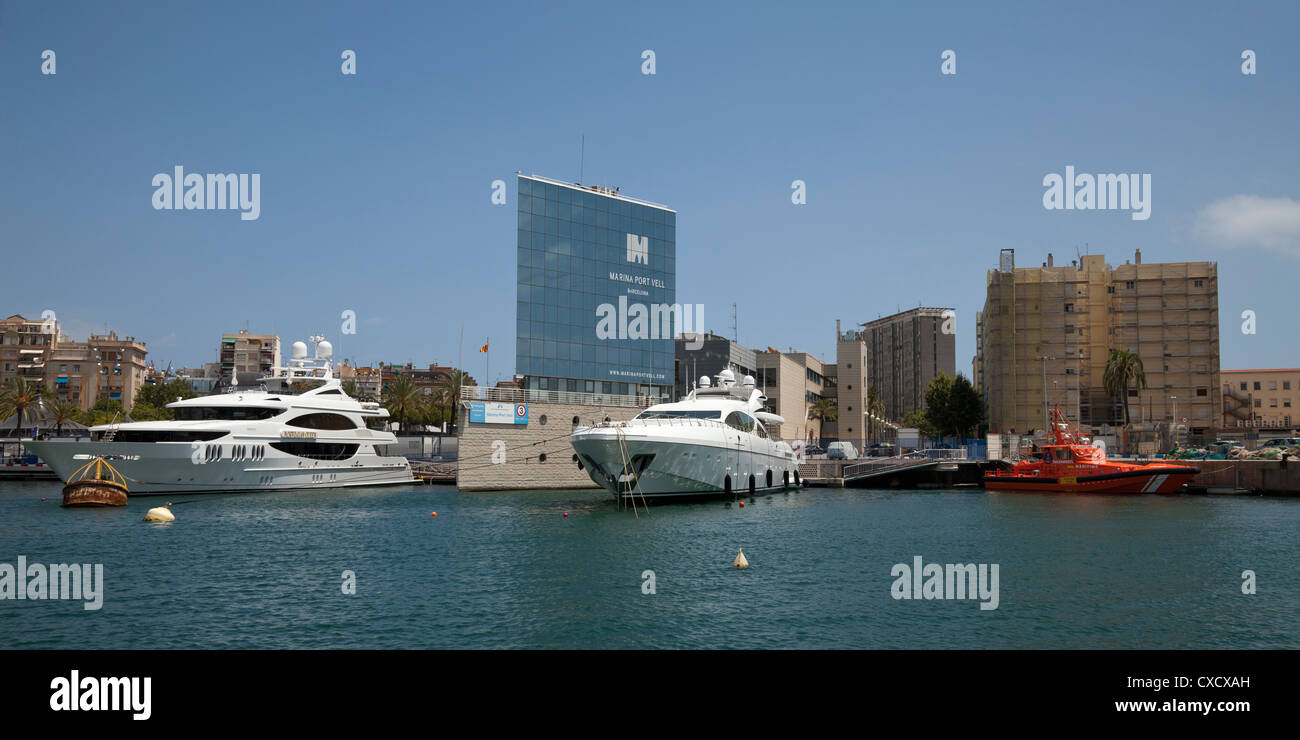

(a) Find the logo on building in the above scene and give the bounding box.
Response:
[626,233,648,265]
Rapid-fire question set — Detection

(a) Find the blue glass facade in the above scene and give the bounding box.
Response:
[516,174,676,399]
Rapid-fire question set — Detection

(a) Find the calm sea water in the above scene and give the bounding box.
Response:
[0,480,1296,649]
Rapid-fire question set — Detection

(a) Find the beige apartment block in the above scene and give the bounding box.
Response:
[1221,369,1299,431]
[977,249,1221,436]
[860,307,956,421]
[219,329,280,382]
[0,314,148,412]
[755,350,828,442]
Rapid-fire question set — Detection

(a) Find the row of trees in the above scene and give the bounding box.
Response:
[377,369,471,433]
[0,376,203,437]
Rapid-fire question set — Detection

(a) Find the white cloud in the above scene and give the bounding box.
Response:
[1194,195,1300,257]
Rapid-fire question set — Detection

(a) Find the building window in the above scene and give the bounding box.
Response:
[1196,388,1207,397]
[1240,382,1248,391]
[1125,281,1135,289]
[1270,399,1278,408]
[1269,381,1277,390]
[1254,382,1261,391]
[1193,279,1204,287]
[1254,399,1262,408]
[1285,381,1293,390]
[1064,304,1073,312]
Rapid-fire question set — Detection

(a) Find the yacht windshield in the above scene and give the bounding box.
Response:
[174,406,283,421]
[636,410,721,420]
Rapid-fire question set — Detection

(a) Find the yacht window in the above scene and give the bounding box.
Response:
[112,430,227,443]
[316,389,342,395]
[754,422,768,439]
[286,413,358,430]
[635,410,721,420]
[724,412,755,432]
[174,406,283,421]
[269,442,359,460]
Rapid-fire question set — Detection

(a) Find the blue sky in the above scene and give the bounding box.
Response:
[3,1,1298,383]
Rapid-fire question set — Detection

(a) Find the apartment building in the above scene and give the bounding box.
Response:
[977,249,1221,436]
[755,350,828,442]
[218,330,280,383]
[1221,369,1299,431]
[860,307,956,421]
[0,314,149,411]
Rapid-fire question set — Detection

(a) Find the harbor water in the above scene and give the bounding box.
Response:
[1,481,1296,649]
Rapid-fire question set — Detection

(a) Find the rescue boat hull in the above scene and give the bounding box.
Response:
[984,466,1199,494]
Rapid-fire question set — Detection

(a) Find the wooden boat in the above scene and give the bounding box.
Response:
[984,405,1199,494]
[61,457,129,507]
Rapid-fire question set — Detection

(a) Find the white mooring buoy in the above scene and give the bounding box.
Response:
[144,502,175,522]
[733,548,749,569]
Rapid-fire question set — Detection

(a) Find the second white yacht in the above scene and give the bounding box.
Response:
[570,368,800,503]
[25,337,415,494]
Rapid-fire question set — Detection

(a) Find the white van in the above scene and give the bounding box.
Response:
[827,441,860,460]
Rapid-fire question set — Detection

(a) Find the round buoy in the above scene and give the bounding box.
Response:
[734,548,749,569]
[40,497,46,502]
[563,512,569,517]
[739,501,745,508]
[144,503,175,522]
[430,512,438,518]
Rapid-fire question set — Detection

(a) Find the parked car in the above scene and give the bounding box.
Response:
[865,442,897,457]
[804,444,826,457]
[826,441,860,460]
[1261,437,1300,448]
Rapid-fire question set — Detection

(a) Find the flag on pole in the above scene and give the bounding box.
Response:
[479,341,489,353]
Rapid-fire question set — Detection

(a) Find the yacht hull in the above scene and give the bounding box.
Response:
[570,427,799,503]
[23,439,415,495]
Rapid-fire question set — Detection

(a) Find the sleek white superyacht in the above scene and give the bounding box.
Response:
[25,337,414,494]
[570,368,800,502]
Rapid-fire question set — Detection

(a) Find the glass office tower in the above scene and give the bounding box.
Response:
[516,174,676,400]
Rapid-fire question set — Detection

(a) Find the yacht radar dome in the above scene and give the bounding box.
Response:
[699,376,711,388]
[291,341,308,360]
[717,368,736,387]
[317,340,333,359]
[741,375,756,390]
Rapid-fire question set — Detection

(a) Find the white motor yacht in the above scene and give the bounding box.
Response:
[25,337,414,494]
[570,368,800,503]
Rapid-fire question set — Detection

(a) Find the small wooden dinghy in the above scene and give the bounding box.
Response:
[61,457,129,507]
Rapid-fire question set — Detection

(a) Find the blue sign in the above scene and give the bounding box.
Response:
[468,402,528,425]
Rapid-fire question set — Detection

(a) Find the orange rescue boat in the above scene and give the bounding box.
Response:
[984,406,1198,494]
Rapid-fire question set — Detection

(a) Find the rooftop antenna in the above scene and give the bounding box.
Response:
[579,134,585,184]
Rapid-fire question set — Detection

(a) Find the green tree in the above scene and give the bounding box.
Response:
[132,378,198,420]
[51,400,81,435]
[384,375,419,433]
[1103,348,1147,425]
[341,380,358,398]
[0,377,52,438]
[78,398,125,427]
[865,387,886,444]
[922,372,984,438]
[900,410,939,438]
[436,369,471,429]
[809,397,837,422]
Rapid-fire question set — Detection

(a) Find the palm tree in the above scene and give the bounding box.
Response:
[340,380,357,398]
[1103,348,1147,425]
[51,400,80,436]
[436,369,471,429]
[1,377,52,438]
[866,388,886,446]
[384,375,419,433]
